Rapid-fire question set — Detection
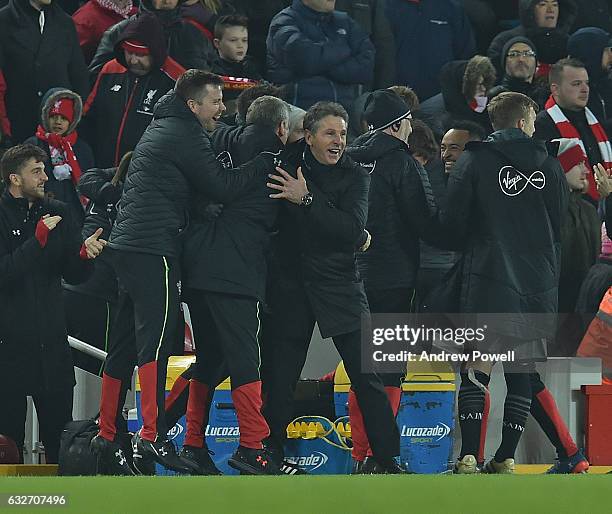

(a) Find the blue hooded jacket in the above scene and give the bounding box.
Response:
[266,0,375,112]
[385,0,476,101]
[568,27,612,128]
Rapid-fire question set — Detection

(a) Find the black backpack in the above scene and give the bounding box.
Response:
[58,419,99,476]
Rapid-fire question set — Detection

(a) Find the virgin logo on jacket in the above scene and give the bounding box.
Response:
[498,165,546,197]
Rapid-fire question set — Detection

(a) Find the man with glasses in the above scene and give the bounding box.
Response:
[489,36,548,110]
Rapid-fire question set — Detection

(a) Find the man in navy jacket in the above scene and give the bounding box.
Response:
[266,0,374,113]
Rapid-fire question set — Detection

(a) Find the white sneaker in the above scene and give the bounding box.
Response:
[454,454,478,474]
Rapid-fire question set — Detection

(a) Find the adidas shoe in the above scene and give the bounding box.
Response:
[179,446,222,476]
[264,439,307,475]
[90,434,135,476]
[454,454,479,474]
[358,456,380,474]
[352,459,365,475]
[484,458,515,474]
[545,451,589,474]
[228,445,282,475]
[133,430,192,473]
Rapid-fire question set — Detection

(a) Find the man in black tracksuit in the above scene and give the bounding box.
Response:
[0,144,103,463]
[81,14,185,168]
[90,70,275,475]
[345,89,449,472]
[448,92,569,474]
[178,96,289,476]
[262,101,405,473]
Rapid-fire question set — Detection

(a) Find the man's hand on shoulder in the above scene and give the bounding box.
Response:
[267,166,309,205]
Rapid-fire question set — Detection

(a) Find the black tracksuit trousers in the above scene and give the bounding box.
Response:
[98,250,181,442]
[261,285,400,461]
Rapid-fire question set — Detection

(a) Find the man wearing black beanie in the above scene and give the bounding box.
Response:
[345,89,452,472]
[489,36,549,110]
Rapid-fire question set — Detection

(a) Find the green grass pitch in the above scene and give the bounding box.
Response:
[0,475,610,514]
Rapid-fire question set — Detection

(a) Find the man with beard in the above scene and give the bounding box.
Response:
[89,0,214,76]
[0,144,104,463]
[81,14,185,167]
[489,36,549,109]
[261,101,406,474]
[90,70,275,475]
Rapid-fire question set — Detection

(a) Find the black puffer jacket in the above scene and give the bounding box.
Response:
[445,129,569,339]
[88,0,214,78]
[267,142,370,338]
[266,0,375,112]
[488,0,577,76]
[346,130,446,290]
[109,91,272,257]
[0,191,92,392]
[183,124,283,301]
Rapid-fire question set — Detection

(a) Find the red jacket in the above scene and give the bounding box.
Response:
[73,0,137,63]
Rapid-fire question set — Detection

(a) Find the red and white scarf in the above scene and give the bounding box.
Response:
[35,125,82,186]
[545,95,610,200]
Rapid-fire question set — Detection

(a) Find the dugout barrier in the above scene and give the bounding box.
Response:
[18,334,606,467]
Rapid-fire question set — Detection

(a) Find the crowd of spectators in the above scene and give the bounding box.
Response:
[0,0,611,468]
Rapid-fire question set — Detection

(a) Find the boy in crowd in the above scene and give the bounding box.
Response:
[211,15,262,113]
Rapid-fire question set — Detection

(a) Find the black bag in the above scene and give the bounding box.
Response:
[58,419,99,476]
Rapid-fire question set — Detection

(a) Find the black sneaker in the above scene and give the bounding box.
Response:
[133,430,192,473]
[131,433,156,475]
[179,445,222,476]
[358,456,380,474]
[370,456,412,474]
[263,438,307,475]
[228,445,282,475]
[352,459,365,474]
[279,459,309,475]
[90,434,135,476]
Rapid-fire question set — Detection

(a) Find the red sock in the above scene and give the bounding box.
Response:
[138,362,159,442]
[232,381,269,449]
[165,374,189,411]
[99,373,123,442]
[184,380,210,448]
[536,388,578,457]
[348,389,367,461]
[477,389,490,465]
